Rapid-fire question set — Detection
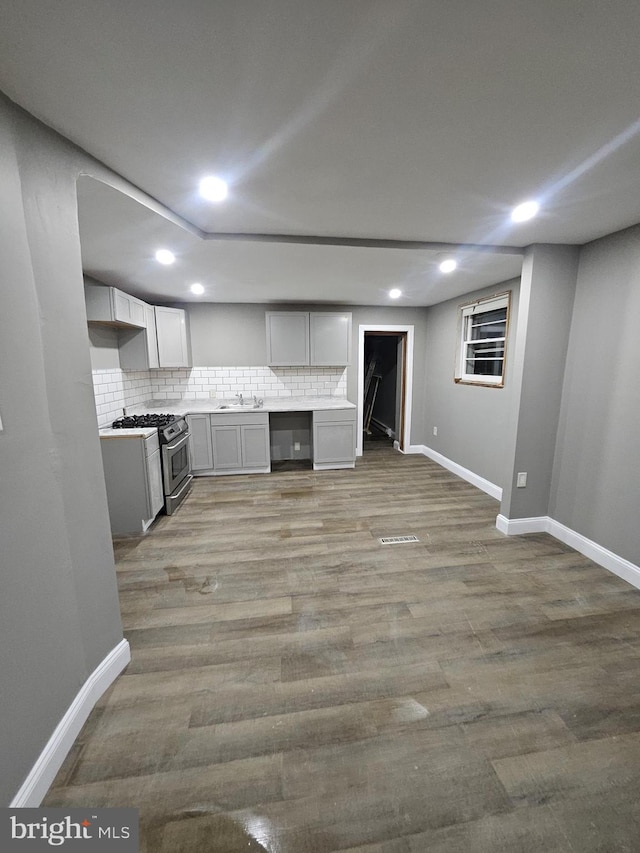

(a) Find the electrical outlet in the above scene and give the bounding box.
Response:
[433,426,438,436]
[516,472,527,488]
[294,441,301,451]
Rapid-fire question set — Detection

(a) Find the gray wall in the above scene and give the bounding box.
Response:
[88,326,120,370]
[422,278,521,488]
[186,302,430,447]
[86,275,121,370]
[350,306,429,447]
[0,95,124,804]
[501,245,579,519]
[550,226,640,564]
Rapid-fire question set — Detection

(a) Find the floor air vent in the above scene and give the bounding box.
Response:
[379,535,420,545]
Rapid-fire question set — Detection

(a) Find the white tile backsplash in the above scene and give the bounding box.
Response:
[92,366,348,426]
[92,369,154,427]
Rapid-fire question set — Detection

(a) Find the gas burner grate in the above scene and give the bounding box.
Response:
[112,413,177,429]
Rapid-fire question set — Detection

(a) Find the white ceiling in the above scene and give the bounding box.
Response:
[77,178,523,305]
[2,1,640,305]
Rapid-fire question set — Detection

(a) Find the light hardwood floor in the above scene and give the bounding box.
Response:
[45,441,640,851]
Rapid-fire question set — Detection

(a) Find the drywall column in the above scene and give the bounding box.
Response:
[499,244,579,524]
[0,95,125,805]
[549,226,640,565]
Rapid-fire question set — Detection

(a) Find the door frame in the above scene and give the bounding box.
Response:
[357,324,414,457]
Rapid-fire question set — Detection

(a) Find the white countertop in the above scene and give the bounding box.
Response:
[99,426,157,438]
[124,396,356,416]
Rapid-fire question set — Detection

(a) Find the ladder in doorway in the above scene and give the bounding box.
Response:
[364,359,382,434]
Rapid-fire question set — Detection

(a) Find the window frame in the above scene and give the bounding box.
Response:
[454,291,511,388]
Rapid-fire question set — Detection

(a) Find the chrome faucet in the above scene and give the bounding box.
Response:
[235,393,244,405]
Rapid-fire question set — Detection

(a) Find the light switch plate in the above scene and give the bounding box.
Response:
[516,472,527,488]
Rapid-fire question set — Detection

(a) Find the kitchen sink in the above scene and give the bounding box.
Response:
[216,403,260,410]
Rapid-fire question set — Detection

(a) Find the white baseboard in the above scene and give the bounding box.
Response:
[408,444,502,501]
[10,638,131,807]
[313,461,355,470]
[495,514,548,536]
[496,514,640,590]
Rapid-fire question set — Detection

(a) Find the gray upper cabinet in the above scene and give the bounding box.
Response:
[144,303,160,368]
[310,312,352,365]
[119,302,160,371]
[266,312,310,366]
[85,283,147,328]
[86,283,189,370]
[155,306,191,368]
[266,311,352,366]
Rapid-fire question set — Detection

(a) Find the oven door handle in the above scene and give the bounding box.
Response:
[164,432,190,452]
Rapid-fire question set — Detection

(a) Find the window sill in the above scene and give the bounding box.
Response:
[454,377,505,388]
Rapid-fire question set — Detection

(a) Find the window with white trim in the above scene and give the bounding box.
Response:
[455,291,510,387]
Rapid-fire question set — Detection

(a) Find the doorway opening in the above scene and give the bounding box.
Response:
[357,324,413,457]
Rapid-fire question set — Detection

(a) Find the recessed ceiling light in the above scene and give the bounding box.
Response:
[439,258,457,273]
[190,283,204,295]
[389,288,402,299]
[155,248,175,265]
[511,200,539,223]
[199,175,228,202]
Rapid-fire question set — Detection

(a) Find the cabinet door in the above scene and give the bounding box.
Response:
[130,297,147,328]
[101,435,161,534]
[313,420,356,465]
[113,290,132,324]
[145,447,165,519]
[156,306,190,367]
[241,424,270,469]
[145,303,159,368]
[266,312,309,366]
[211,424,242,470]
[187,414,213,471]
[310,312,352,365]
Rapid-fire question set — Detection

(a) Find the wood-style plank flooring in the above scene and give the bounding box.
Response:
[45,440,640,851]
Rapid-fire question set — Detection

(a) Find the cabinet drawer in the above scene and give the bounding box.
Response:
[210,411,269,426]
[312,408,356,424]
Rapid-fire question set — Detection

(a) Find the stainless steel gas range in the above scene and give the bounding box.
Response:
[111,413,193,515]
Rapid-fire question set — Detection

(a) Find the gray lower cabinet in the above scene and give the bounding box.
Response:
[211,424,242,470]
[210,412,271,474]
[189,408,356,475]
[187,414,213,471]
[312,408,357,470]
[100,431,164,534]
